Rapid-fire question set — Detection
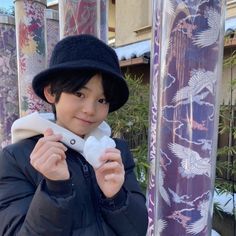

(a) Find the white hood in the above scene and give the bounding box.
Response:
[11,112,115,168]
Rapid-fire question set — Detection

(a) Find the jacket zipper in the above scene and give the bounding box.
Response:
[79,158,105,236]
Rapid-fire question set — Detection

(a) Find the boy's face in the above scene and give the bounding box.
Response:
[47,73,109,137]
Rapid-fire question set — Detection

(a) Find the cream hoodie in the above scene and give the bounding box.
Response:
[11,112,115,168]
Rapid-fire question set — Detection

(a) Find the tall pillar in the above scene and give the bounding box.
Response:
[0,15,19,149]
[147,1,226,235]
[45,9,59,66]
[15,0,51,116]
[59,0,108,42]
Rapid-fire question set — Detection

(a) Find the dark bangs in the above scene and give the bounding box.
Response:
[49,70,97,102]
[49,70,116,110]
[102,74,115,102]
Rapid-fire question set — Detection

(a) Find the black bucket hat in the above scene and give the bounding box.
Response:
[32,34,129,112]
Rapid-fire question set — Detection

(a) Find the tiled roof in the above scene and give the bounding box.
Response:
[225,17,236,31]
[114,39,151,60]
[114,17,236,62]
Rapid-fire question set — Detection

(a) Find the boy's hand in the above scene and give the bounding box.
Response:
[95,148,125,198]
[30,128,69,181]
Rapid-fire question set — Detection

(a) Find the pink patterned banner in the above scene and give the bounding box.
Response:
[0,16,19,149]
[59,0,107,41]
[147,1,225,235]
[45,9,60,66]
[15,0,51,116]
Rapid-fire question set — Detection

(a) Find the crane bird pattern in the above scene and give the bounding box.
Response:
[147,0,224,235]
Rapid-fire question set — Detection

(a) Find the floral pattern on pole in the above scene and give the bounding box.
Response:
[15,0,50,116]
[0,21,19,148]
[59,0,107,42]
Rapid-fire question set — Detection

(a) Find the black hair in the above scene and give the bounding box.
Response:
[48,70,115,116]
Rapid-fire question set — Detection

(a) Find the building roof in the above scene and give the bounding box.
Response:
[114,39,151,67]
[225,17,236,31]
[114,39,151,60]
[114,17,235,60]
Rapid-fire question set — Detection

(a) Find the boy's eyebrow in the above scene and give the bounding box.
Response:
[80,85,89,90]
[79,85,91,91]
[79,85,105,96]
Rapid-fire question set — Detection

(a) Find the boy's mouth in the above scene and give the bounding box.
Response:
[77,117,95,125]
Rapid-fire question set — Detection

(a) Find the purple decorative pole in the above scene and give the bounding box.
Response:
[147,1,226,235]
[0,15,19,149]
[45,9,59,66]
[15,0,51,116]
[59,0,107,41]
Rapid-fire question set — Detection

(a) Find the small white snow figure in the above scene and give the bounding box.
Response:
[169,143,211,178]
[83,136,116,169]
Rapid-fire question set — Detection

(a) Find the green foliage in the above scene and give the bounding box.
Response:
[131,143,149,192]
[108,74,149,136]
[213,201,224,219]
[215,51,236,217]
[107,74,149,191]
[218,105,236,137]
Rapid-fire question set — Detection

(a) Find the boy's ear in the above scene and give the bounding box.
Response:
[43,85,55,103]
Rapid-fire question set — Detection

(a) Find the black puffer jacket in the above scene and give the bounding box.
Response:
[0,136,148,236]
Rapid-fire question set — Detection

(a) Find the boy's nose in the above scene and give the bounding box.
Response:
[82,101,96,115]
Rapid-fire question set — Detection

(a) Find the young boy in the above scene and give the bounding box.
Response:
[0,34,148,235]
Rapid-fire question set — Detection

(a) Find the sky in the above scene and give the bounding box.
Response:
[0,0,14,10]
[0,0,56,10]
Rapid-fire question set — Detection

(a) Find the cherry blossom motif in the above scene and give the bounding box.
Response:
[0,53,13,75]
[0,25,19,148]
[18,22,29,50]
[168,209,193,228]
[21,86,50,114]
[169,143,211,178]
[183,118,208,131]
[19,53,26,74]
[45,18,59,66]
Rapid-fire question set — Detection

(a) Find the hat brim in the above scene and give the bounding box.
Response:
[32,59,129,112]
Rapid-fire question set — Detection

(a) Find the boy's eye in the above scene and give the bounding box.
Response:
[98,98,107,104]
[74,91,84,98]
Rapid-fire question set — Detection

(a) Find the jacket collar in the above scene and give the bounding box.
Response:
[11,112,116,168]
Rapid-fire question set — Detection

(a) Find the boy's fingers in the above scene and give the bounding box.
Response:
[43,128,63,139]
[98,160,124,174]
[31,145,67,163]
[100,151,122,165]
[104,148,119,153]
[31,134,65,155]
[44,128,54,137]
